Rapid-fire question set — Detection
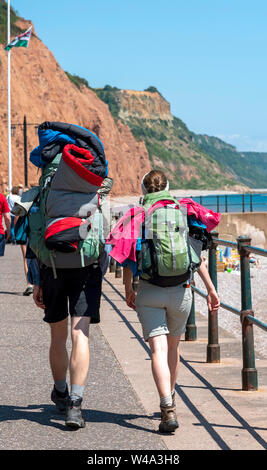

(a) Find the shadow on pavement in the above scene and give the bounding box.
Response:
[0,404,159,434]
[0,291,23,296]
[103,278,267,451]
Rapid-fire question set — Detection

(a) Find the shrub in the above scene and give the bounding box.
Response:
[0,1,23,44]
[65,71,90,90]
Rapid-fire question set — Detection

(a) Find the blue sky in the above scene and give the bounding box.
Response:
[10,0,267,152]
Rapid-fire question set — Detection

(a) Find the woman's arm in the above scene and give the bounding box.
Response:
[123,265,136,309]
[197,260,220,312]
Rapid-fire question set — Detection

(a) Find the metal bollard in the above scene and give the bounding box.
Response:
[109,257,116,273]
[132,276,139,292]
[185,280,197,341]
[237,236,258,391]
[207,231,220,363]
[115,262,122,278]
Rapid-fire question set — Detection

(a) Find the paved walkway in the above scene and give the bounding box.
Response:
[0,245,267,451]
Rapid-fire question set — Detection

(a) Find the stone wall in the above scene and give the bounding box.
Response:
[218,213,267,249]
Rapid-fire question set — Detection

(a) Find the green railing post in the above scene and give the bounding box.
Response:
[237,235,258,391]
[207,231,220,363]
[185,280,197,341]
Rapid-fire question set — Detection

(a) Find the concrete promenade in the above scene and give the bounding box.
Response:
[0,245,267,452]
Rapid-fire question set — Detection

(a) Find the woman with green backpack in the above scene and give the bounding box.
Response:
[122,170,220,434]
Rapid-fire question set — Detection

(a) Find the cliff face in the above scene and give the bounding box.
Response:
[0,15,251,195]
[0,19,151,195]
[94,86,249,191]
[118,90,173,121]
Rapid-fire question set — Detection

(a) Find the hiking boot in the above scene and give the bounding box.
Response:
[159,404,179,433]
[51,385,69,414]
[65,397,86,429]
[23,286,34,296]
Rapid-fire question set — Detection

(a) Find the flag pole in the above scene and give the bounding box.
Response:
[7,0,12,190]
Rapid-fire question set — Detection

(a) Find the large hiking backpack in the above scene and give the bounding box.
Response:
[140,191,201,287]
[28,153,105,275]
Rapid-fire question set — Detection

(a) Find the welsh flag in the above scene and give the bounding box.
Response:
[4,26,32,51]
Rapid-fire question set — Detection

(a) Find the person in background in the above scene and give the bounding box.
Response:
[6,186,21,244]
[13,214,34,296]
[0,192,11,256]
[7,185,33,295]
[18,184,24,196]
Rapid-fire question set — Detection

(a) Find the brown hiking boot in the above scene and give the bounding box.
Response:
[159,404,179,433]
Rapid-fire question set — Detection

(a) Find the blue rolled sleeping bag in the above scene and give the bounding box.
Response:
[30,121,108,179]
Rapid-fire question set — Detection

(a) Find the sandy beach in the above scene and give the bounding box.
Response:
[109,188,267,211]
[109,189,244,208]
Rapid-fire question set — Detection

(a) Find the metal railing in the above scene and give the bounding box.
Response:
[107,216,267,392]
[186,193,267,213]
[186,232,267,392]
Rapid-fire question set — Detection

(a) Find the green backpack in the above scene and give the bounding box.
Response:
[28,154,104,277]
[140,190,201,287]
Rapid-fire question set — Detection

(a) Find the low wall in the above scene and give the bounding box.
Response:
[218,212,267,249]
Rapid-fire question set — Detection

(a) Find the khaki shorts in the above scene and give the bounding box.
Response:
[135,280,192,341]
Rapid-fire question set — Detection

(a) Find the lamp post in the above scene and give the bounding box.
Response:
[11,116,39,187]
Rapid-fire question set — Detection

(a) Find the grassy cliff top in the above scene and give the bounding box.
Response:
[0,0,23,45]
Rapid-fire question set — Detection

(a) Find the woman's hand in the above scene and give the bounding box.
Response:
[207,288,220,312]
[125,288,136,310]
[33,285,45,310]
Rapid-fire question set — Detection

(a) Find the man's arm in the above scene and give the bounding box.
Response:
[30,258,45,310]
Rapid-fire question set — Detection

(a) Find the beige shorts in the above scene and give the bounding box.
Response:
[135,280,192,341]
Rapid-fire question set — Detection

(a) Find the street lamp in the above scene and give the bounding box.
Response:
[11,116,39,187]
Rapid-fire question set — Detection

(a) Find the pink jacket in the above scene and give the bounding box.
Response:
[106,206,145,263]
[106,198,221,264]
[179,198,221,232]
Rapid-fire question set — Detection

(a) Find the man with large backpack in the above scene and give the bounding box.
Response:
[26,122,112,429]
[107,170,220,434]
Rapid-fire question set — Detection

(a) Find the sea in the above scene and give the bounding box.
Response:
[190,192,267,213]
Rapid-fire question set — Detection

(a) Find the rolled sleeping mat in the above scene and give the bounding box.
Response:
[44,217,90,253]
[51,144,103,193]
[46,189,99,219]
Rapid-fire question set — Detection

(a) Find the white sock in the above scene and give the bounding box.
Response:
[160,395,173,407]
[70,384,85,401]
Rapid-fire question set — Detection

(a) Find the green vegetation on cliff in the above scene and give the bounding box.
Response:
[94,85,121,120]
[193,134,267,188]
[0,0,23,44]
[90,85,239,190]
[65,71,91,90]
[127,116,235,189]
[63,77,265,190]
